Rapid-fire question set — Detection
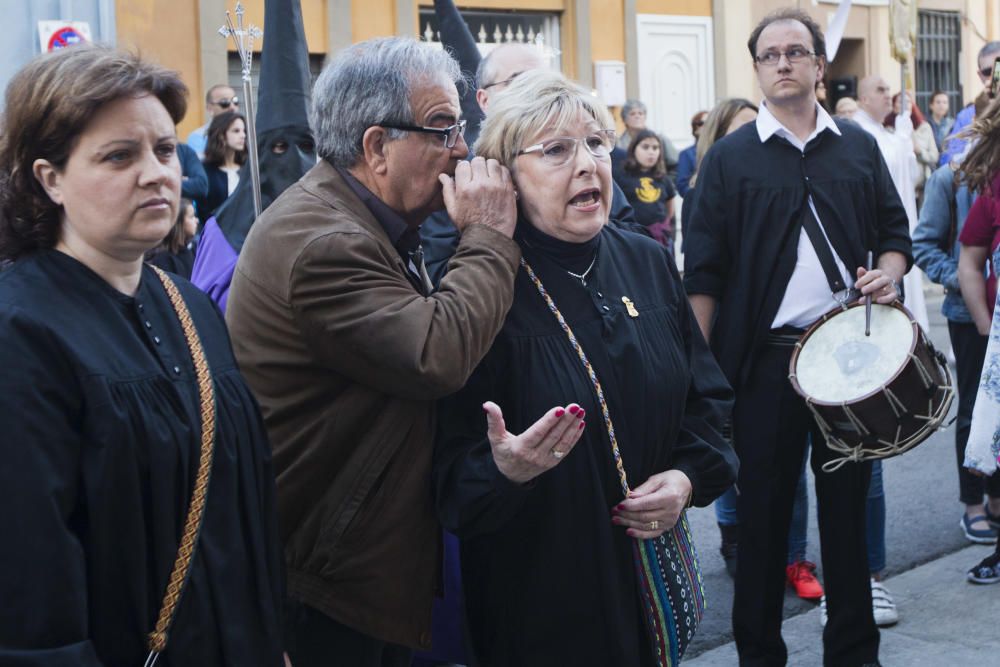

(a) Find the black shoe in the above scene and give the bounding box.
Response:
[719,523,738,578]
[967,551,1000,584]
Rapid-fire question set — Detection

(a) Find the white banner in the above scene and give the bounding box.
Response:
[825,0,853,63]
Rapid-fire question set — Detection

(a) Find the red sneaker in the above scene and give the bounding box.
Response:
[786,560,824,600]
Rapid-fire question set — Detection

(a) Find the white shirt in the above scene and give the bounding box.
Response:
[757,102,854,329]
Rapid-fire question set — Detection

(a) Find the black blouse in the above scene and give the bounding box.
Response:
[0,250,284,666]
[433,224,737,666]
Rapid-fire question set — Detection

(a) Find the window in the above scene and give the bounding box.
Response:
[915,10,962,117]
[418,7,561,76]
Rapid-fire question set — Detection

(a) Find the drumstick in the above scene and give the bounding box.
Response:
[865,251,873,337]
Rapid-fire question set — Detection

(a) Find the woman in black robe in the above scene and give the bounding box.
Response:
[0,46,284,666]
[433,70,738,666]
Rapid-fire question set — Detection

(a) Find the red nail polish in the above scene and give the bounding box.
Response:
[616,503,625,511]
[578,421,585,430]
[555,408,565,418]
[568,405,579,415]
[578,409,586,419]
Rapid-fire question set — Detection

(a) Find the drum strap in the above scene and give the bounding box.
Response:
[799,201,850,297]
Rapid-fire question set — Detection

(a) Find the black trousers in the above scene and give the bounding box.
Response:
[947,321,1000,504]
[284,599,412,667]
[731,344,879,667]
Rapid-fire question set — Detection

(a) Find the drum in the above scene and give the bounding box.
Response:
[789,301,954,472]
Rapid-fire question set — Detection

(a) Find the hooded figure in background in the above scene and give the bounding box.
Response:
[191,0,316,311]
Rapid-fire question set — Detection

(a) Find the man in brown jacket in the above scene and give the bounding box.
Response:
[226,37,520,665]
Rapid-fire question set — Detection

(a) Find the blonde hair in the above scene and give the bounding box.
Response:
[474,69,614,167]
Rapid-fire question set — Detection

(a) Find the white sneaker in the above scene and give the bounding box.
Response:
[870,579,899,627]
[819,595,827,627]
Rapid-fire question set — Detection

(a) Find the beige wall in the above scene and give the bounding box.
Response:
[117,0,203,138]
[121,0,997,137]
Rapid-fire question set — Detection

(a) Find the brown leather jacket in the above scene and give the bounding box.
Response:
[226,161,520,648]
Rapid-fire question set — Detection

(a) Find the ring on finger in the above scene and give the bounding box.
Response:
[648,520,659,531]
[551,449,565,459]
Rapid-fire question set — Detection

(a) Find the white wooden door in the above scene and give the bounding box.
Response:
[636,14,715,152]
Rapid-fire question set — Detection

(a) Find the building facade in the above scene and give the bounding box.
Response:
[3,1,997,147]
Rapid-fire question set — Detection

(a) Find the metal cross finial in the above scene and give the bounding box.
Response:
[219,3,262,82]
[217,1,264,218]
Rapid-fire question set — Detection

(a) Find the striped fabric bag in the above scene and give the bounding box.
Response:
[632,515,706,665]
[521,257,706,665]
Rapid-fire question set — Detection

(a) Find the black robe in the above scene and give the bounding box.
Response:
[682,120,912,388]
[0,251,284,666]
[433,224,738,666]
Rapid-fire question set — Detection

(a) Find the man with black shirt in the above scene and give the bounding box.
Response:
[684,9,910,666]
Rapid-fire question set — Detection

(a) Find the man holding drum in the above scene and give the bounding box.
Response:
[684,8,911,667]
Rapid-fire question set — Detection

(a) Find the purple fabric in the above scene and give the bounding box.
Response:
[191,217,239,313]
[412,531,467,665]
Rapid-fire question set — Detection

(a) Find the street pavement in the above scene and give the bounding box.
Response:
[684,286,999,663]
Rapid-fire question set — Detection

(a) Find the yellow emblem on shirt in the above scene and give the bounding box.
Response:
[635,177,661,204]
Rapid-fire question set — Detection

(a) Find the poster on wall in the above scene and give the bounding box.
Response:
[38,21,92,52]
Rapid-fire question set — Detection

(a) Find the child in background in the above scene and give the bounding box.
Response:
[614,129,677,252]
[146,198,199,279]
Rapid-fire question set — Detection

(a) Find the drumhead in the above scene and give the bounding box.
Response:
[794,304,915,403]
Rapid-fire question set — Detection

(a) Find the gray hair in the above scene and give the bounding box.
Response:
[621,98,647,120]
[475,69,614,167]
[310,37,462,167]
[979,41,1000,63]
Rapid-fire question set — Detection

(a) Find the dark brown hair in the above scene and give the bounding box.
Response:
[623,129,667,179]
[0,44,188,261]
[747,8,826,64]
[203,111,247,168]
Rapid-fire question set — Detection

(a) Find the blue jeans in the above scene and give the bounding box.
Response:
[866,459,886,574]
[715,446,811,565]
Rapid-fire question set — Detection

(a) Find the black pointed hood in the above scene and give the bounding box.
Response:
[215,0,316,253]
[433,0,484,146]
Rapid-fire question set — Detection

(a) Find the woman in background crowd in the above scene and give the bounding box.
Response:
[675,110,708,198]
[927,90,955,153]
[197,110,246,221]
[957,93,1000,583]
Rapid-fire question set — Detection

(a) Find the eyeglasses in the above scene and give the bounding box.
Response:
[379,119,467,149]
[212,96,239,109]
[755,47,816,66]
[518,130,616,167]
[482,71,524,91]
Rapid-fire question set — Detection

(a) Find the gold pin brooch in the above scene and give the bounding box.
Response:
[622,296,639,318]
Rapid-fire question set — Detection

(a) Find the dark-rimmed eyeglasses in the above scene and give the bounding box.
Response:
[755,47,816,66]
[212,96,239,109]
[518,130,616,167]
[482,71,525,91]
[379,119,467,148]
